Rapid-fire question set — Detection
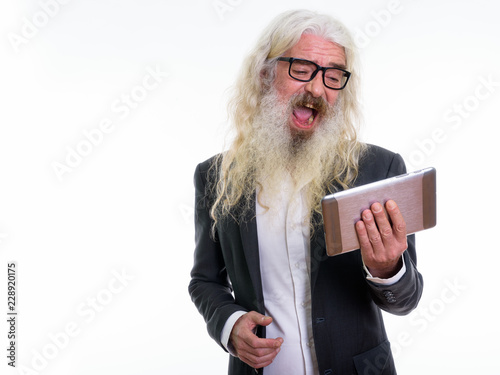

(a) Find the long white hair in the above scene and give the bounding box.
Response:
[210,9,366,227]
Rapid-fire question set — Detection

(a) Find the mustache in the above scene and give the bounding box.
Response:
[289,93,329,115]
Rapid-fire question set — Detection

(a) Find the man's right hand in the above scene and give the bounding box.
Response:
[229,311,283,369]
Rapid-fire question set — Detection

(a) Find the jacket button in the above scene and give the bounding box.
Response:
[383,290,397,303]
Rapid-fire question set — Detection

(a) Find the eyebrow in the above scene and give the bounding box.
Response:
[295,57,347,70]
[327,62,347,70]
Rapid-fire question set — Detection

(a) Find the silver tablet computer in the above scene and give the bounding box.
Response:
[321,167,436,256]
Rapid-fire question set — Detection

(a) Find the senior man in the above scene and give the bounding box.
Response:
[189,9,423,375]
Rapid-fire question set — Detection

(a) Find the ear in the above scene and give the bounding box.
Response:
[260,68,272,90]
[260,68,267,83]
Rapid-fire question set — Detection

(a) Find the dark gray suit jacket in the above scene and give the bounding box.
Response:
[189,144,424,375]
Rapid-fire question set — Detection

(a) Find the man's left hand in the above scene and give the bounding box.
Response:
[355,200,407,279]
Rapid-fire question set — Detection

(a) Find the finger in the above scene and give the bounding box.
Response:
[237,334,283,368]
[245,312,273,330]
[230,316,281,371]
[239,346,281,369]
[237,343,280,366]
[239,338,282,360]
[231,312,283,361]
[237,319,282,349]
[370,202,393,243]
[234,312,268,338]
[385,200,407,242]
[240,330,282,351]
[355,218,373,254]
[361,208,384,252]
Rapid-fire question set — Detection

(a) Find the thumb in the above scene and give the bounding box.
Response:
[249,312,273,327]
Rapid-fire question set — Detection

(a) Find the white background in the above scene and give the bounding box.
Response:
[1,0,499,374]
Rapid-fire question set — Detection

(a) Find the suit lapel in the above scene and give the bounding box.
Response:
[310,180,343,292]
[238,193,265,314]
[236,194,327,311]
[310,211,327,294]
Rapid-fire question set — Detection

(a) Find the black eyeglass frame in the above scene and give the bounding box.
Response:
[277,57,351,90]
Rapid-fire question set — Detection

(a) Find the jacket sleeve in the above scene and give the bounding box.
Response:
[188,161,248,349]
[365,152,424,315]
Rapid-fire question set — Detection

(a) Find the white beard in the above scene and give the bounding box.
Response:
[249,88,344,212]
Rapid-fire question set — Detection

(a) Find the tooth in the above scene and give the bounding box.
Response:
[308,115,314,124]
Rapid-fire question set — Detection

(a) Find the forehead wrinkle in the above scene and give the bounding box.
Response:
[287,37,346,69]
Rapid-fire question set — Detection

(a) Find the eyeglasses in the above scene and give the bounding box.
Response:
[277,57,351,90]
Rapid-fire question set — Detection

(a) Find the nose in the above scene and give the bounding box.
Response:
[305,71,327,99]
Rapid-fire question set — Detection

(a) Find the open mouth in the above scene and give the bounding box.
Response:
[292,103,319,128]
